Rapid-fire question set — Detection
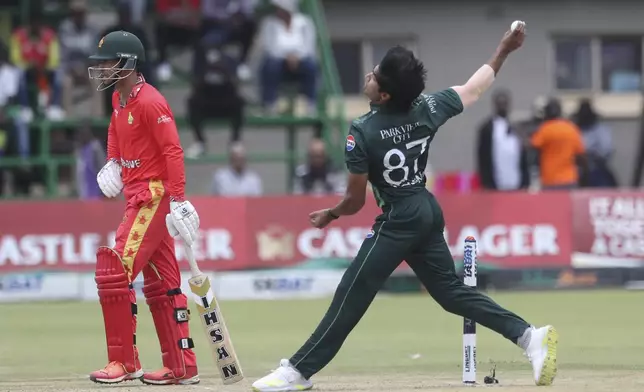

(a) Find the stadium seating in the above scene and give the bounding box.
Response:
[0,0,346,198]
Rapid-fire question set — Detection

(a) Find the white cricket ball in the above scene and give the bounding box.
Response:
[511,20,525,31]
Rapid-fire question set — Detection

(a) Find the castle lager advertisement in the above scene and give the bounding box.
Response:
[2,191,639,274]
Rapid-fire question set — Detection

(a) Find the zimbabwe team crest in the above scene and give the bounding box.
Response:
[346,135,356,151]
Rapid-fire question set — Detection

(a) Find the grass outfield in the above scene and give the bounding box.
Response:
[0,290,642,391]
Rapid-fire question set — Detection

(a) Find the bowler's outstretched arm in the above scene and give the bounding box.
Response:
[452,21,525,108]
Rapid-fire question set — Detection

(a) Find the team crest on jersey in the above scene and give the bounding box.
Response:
[346,135,356,151]
[366,229,375,238]
[128,112,134,124]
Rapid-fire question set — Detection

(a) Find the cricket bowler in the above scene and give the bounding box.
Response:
[252,22,559,392]
[87,31,201,385]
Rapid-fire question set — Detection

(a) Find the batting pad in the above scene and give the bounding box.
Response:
[95,246,140,372]
[143,279,197,377]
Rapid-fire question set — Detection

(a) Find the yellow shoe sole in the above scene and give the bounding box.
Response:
[536,326,558,386]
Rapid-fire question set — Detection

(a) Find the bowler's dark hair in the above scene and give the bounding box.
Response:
[376,46,426,111]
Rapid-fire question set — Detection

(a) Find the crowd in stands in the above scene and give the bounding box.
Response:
[0,1,619,200]
[208,89,618,198]
[210,138,345,197]
[0,0,324,198]
[474,91,617,194]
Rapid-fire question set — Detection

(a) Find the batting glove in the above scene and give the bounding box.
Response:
[96,159,123,198]
[166,200,200,246]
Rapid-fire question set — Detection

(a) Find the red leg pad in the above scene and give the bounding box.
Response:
[95,247,140,373]
[143,280,198,378]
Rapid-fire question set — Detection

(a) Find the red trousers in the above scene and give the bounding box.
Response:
[114,180,180,285]
[98,179,197,375]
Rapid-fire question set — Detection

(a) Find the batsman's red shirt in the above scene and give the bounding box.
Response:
[107,76,185,200]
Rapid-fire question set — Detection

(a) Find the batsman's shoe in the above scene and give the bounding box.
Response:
[252,359,313,392]
[526,325,558,386]
[89,361,143,384]
[141,366,200,385]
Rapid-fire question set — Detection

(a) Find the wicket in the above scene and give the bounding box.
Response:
[462,236,477,384]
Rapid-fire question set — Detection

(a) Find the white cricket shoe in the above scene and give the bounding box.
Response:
[251,359,313,392]
[525,325,558,386]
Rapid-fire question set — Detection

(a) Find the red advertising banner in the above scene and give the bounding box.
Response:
[441,192,572,267]
[0,192,575,274]
[0,197,249,273]
[572,191,644,268]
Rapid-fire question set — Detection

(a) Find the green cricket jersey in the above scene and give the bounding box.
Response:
[345,88,464,207]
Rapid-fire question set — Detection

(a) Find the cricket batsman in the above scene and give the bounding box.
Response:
[86,31,200,385]
[253,22,559,392]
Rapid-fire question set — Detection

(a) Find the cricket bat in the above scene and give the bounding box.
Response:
[184,244,244,384]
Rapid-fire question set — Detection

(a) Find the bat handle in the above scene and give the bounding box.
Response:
[183,244,202,277]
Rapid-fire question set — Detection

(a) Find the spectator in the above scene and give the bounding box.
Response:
[155,0,200,82]
[113,0,148,25]
[0,42,20,107]
[0,40,26,157]
[186,38,245,158]
[531,98,588,190]
[260,0,318,115]
[476,89,529,191]
[0,40,31,197]
[100,3,153,117]
[0,118,33,196]
[48,127,75,197]
[0,101,11,195]
[573,99,618,187]
[200,0,259,81]
[211,142,262,196]
[75,123,105,199]
[515,96,548,191]
[11,8,64,121]
[293,138,345,195]
[59,0,102,117]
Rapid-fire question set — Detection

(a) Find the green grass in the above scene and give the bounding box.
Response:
[0,290,642,389]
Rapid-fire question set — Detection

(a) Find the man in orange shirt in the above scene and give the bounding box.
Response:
[531,98,587,189]
[87,31,200,385]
